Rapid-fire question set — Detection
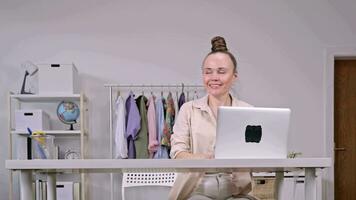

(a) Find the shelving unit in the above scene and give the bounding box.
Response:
[7,92,88,200]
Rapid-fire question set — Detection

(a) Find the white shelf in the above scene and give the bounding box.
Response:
[11,130,81,135]
[10,94,81,102]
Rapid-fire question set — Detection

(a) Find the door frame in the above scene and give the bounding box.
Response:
[324,46,356,200]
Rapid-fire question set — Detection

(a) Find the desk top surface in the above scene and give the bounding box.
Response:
[6,158,331,173]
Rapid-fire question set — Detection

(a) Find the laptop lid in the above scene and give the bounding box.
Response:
[215,107,291,159]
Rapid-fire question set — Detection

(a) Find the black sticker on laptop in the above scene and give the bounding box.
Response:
[245,125,262,143]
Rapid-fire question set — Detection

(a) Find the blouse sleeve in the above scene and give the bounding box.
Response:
[170,103,192,159]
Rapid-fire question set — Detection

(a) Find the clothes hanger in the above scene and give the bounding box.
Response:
[150,84,154,97]
[115,87,121,101]
[181,83,184,95]
[175,85,179,102]
[129,84,136,98]
[167,84,171,97]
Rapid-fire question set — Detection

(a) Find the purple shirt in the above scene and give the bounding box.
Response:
[125,92,141,159]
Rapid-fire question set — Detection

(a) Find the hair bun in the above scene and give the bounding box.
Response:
[211,36,228,52]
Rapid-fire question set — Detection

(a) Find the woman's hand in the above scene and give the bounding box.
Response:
[194,153,214,159]
[175,152,214,159]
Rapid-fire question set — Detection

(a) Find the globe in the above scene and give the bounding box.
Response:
[57,101,80,130]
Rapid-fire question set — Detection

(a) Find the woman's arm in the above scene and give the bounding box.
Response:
[171,102,214,160]
[171,103,213,159]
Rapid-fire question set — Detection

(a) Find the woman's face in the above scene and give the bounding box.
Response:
[202,52,237,98]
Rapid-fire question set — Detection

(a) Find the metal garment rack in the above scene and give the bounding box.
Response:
[104,83,204,200]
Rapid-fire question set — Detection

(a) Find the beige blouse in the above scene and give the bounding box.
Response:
[169,94,253,200]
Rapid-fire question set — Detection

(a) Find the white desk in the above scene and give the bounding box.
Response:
[6,158,331,200]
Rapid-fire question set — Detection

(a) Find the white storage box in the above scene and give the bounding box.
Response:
[15,109,50,131]
[38,63,80,95]
[56,182,74,200]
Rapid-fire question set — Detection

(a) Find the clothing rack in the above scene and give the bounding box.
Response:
[104,83,204,200]
[104,83,204,87]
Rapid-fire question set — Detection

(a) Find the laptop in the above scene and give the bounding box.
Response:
[214,107,291,159]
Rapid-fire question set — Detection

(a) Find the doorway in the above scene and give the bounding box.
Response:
[334,59,356,199]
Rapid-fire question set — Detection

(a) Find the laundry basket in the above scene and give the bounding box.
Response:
[122,172,177,200]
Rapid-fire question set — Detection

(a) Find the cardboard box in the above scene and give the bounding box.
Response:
[15,109,50,131]
[38,63,79,95]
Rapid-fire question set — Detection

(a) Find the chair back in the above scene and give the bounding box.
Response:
[122,172,177,200]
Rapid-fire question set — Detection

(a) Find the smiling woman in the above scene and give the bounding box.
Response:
[169,36,257,200]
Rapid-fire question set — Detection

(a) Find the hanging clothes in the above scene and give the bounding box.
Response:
[135,95,149,159]
[147,95,159,158]
[175,89,180,117]
[178,92,186,110]
[154,96,169,159]
[114,95,128,159]
[162,92,175,149]
[125,92,141,159]
[162,96,167,119]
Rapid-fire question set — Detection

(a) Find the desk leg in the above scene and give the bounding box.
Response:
[274,171,284,200]
[20,170,33,200]
[305,168,316,200]
[47,173,57,200]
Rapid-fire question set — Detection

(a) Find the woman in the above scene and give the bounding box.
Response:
[169,36,257,200]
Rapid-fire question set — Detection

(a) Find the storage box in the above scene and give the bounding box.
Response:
[57,182,74,200]
[252,178,275,200]
[15,109,51,131]
[38,63,80,95]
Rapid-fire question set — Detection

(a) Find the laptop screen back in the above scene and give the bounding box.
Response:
[214,107,291,159]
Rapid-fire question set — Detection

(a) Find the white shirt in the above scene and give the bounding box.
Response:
[114,96,128,159]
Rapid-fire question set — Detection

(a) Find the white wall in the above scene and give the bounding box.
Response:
[1,0,356,199]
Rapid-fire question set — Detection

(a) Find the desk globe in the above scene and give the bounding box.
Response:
[57,101,80,130]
